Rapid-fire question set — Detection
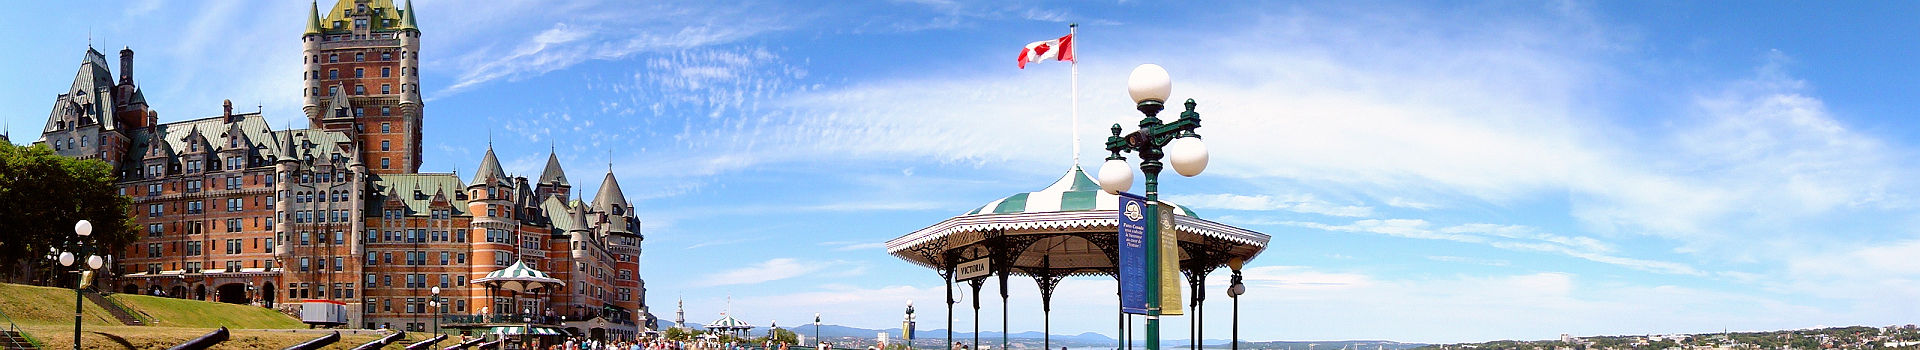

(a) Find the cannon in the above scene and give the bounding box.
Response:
[164,327,229,350]
[405,334,448,350]
[351,330,408,350]
[281,331,341,350]
[442,336,490,350]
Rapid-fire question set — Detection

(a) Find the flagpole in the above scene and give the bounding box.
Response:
[1070,23,1081,166]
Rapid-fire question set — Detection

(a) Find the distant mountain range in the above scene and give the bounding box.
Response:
[667,322,1425,349]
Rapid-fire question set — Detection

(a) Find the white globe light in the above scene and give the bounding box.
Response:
[432,286,441,294]
[1098,159,1134,194]
[87,255,105,270]
[1228,283,1246,297]
[75,220,93,237]
[59,252,75,267]
[1127,64,1173,104]
[1167,137,1209,177]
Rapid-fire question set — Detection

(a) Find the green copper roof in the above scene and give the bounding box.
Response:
[312,0,417,34]
[306,2,325,35]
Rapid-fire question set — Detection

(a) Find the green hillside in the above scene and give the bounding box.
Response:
[107,293,304,329]
[0,283,122,326]
[0,282,397,349]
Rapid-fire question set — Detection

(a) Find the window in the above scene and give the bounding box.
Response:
[227,198,243,211]
[354,85,366,95]
[328,54,338,63]
[148,224,163,237]
[355,53,365,62]
[329,69,338,79]
[354,68,364,78]
[334,257,344,272]
[381,140,390,151]
[381,67,390,77]
[299,257,310,272]
[381,158,390,169]
[382,53,392,61]
[381,107,391,116]
[381,84,390,94]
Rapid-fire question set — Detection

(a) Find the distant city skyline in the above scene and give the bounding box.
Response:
[2,0,1918,344]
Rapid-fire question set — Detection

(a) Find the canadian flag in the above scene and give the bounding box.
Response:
[1018,34,1074,69]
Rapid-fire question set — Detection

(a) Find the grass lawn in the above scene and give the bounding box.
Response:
[0,282,420,349]
[106,294,304,329]
[19,325,396,350]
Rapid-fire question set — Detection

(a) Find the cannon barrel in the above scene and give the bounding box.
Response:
[405,334,448,350]
[164,327,229,350]
[280,331,341,350]
[352,330,409,350]
[442,336,490,350]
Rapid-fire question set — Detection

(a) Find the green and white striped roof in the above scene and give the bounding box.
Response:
[705,314,753,330]
[964,165,1197,218]
[473,260,565,292]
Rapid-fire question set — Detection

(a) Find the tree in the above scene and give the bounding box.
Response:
[665,327,705,342]
[761,328,798,345]
[0,143,135,286]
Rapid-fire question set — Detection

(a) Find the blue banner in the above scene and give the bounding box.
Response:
[1117,192,1150,314]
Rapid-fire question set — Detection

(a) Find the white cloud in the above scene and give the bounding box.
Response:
[1164,193,1374,217]
[695,258,848,287]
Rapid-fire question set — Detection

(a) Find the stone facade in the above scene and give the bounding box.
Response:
[30,0,650,340]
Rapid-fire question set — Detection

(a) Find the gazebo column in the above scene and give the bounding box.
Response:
[967,277,984,350]
[1031,256,1066,350]
[998,271,1009,350]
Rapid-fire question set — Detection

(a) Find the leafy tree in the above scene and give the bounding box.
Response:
[0,143,134,286]
[665,327,705,341]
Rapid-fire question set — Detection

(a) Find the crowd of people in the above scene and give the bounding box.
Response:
[515,335,810,350]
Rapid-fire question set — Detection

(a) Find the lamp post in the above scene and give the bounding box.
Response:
[814,312,822,349]
[1098,64,1210,350]
[904,300,916,350]
[1226,259,1245,350]
[430,286,442,335]
[58,220,107,350]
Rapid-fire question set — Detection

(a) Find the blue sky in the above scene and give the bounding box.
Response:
[4,0,1920,344]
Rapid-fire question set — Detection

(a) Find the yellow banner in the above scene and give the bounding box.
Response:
[1157,204,1183,315]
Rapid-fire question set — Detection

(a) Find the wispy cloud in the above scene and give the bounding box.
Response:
[1165,193,1374,217]
[694,258,854,287]
[1287,219,1701,276]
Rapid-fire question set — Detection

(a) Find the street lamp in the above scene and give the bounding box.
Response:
[430,286,442,335]
[1226,259,1246,350]
[814,312,822,349]
[58,220,107,350]
[904,300,916,350]
[1098,64,1210,350]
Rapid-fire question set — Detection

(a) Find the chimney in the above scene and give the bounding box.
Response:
[118,47,134,85]
[223,100,234,121]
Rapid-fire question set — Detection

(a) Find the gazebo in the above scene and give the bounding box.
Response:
[887,165,1269,350]
[704,314,754,338]
[472,260,567,345]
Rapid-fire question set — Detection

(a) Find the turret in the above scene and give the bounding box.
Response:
[118,47,133,85]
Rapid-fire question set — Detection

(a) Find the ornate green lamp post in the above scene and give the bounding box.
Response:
[1099,64,1210,350]
[57,220,107,350]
